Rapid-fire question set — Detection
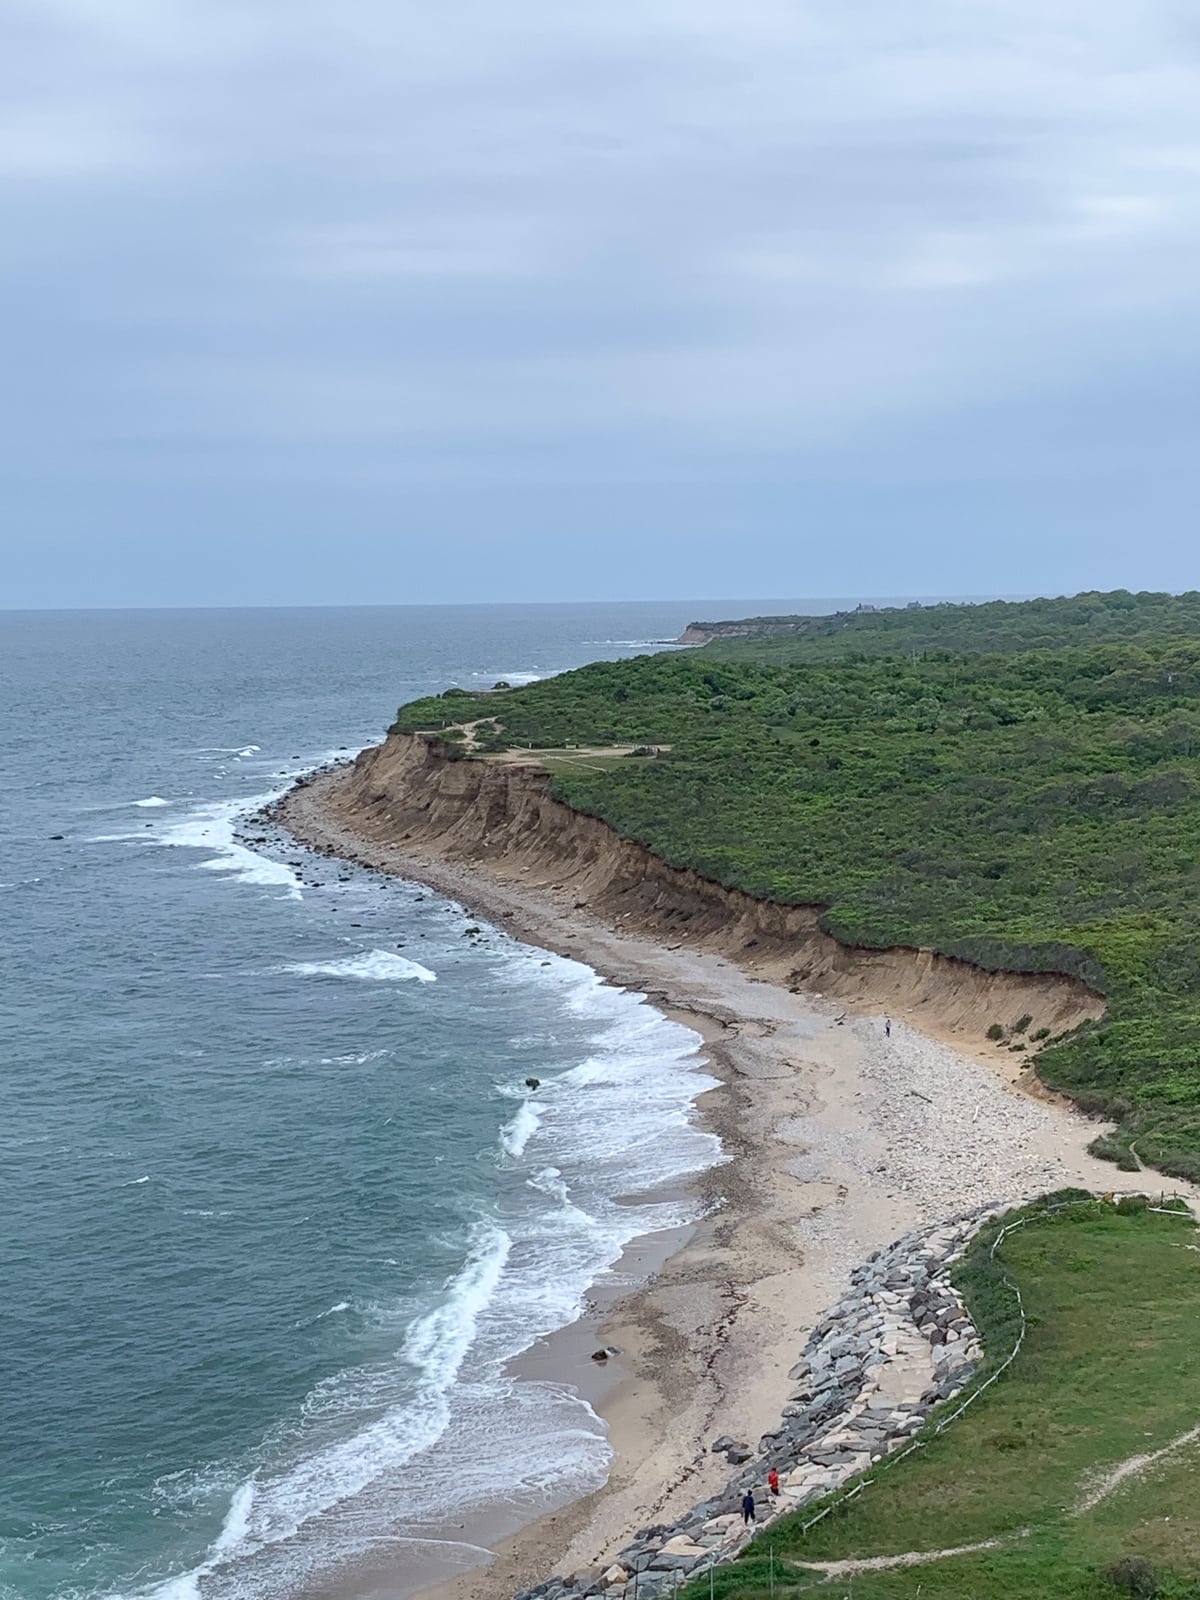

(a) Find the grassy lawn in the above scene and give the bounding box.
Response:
[682,1200,1200,1599]
[529,749,645,776]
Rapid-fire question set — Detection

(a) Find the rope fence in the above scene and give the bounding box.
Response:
[667,1189,1193,1593]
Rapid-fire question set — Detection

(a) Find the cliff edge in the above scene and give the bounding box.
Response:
[290,732,1105,1047]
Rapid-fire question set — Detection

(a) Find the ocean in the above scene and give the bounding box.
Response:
[0,602,827,1600]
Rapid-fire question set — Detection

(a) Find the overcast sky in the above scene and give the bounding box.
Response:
[3,1,1198,606]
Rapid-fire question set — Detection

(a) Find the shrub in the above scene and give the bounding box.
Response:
[1032,1026,1051,1040]
[1107,1554,1158,1596]
[987,1426,1029,1451]
[1014,1013,1033,1033]
[987,1023,1005,1040]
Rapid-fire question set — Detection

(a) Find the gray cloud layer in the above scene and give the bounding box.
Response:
[3,2,1198,603]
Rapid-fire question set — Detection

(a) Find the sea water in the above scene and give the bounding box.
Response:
[0,602,823,1600]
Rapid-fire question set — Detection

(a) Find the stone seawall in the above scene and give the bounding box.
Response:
[515,1206,998,1599]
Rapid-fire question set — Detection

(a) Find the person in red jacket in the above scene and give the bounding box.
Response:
[767,1467,780,1497]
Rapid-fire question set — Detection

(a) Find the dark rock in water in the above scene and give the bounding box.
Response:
[591,1348,609,1362]
[49,834,64,840]
[525,1077,542,1090]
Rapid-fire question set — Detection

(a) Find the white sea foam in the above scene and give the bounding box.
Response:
[157,795,302,899]
[498,1099,541,1159]
[128,1576,201,1600]
[211,1480,256,1557]
[282,950,436,984]
[147,1230,510,1599]
[317,1048,393,1066]
[590,638,686,650]
[108,937,718,1600]
[91,746,356,903]
[119,1481,254,1600]
[527,1165,570,1203]
[87,780,304,900]
[470,669,543,685]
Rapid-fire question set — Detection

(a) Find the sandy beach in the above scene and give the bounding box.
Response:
[272,762,1191,1600]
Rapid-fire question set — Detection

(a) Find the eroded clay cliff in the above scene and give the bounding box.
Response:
[312,732,1105,1044]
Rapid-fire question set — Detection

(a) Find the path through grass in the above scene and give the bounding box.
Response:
[684,1199,1200,1599]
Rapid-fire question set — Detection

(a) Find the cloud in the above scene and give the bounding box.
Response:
[2,0,1199,600]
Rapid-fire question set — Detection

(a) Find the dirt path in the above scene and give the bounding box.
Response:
[799,1532,1022,1576]
[1074,1423,1200,1515]
[793,1422,1200,1580]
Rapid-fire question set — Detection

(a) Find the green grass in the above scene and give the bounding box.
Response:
[680,1199,1200,1599]
[534,751,637,776]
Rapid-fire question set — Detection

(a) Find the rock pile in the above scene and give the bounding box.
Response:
[513,1204,998,1600]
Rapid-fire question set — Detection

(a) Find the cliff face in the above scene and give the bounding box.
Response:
[676,606,897,644]
[676,619,803,644]
[325,733,1105,1044]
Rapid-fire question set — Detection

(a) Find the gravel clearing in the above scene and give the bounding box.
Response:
[853,1018,1072,1215]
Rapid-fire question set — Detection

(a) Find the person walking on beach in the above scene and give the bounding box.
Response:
[768,1467,780,1497]
[884,1017,891,1038]
[741,1490,756,1526]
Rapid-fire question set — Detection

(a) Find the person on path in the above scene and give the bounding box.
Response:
[741,1490,756,1526]
[768,1467,780,1497]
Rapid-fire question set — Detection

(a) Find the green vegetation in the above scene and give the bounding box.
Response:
[695,589,1200,660]
[390,589,1200,1179]
[682,1197,1200,1598]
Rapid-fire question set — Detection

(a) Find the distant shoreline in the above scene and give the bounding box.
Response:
[269,759,1180,1600]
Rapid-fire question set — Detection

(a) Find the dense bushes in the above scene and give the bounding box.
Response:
[697,588,1200,661]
